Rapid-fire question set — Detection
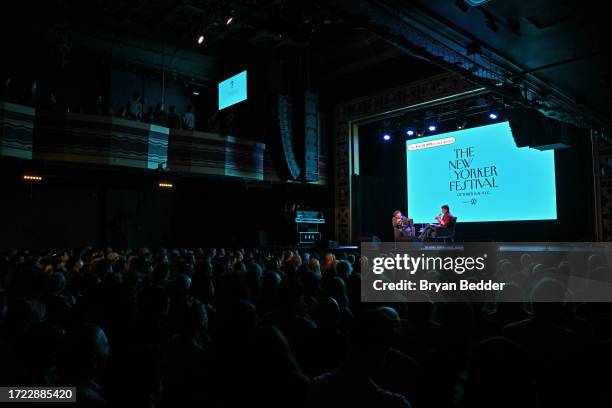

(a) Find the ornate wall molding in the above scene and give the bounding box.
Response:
[595,137,612,241]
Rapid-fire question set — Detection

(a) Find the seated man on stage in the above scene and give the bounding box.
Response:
[419,204,452,241]
[392,210,414,241]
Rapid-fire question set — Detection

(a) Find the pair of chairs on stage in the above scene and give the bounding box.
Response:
[393,216,458,242]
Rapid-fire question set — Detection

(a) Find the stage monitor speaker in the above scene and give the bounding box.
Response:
[507,108,587,151]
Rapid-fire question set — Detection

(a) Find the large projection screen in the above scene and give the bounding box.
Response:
[406,121,557,223]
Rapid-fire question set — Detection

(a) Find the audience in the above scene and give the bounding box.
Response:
[153,103,167,127]
[29,80,38,107]
[1,77,16,103]
[143,106,155,123]
[182,105,195,130]
[0,245,609,407]
[59,323,110,405]
[106,99,116,116]
[0,75,206,132]
[129,93,143,121]
[116,106,128,119]
[95,96,105,115]
[167,105,180,129]
[308,308,410,408]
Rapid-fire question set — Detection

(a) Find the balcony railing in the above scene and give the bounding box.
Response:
[1,102,327,184]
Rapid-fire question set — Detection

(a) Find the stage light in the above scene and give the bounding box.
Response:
[489,112,499,120]
[158,182,173,189]
[225,15,234,25]
[456,115,467,130]
[406,129,415,136]
[192,91,200,96]
[382,133,391,141]
[23,175,42,181]
[197,34,205,45]
[427,124,437,132]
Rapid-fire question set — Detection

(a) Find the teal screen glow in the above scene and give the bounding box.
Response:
[406,121,557,223]
[218,70,247,110]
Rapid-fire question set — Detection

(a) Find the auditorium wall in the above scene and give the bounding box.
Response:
[0,159,332,251]
[0,164,175,251]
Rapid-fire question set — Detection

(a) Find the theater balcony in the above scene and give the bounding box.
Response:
[32,110,169,170]
[1,104,276,182]
[168,129,265,180]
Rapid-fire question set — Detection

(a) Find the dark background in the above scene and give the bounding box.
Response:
[0,159,332,251]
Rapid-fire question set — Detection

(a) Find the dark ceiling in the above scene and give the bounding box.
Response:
[63,0,353,54]
[2,0,609,125]
[75,0,612,124]
[338,0,612,125]
[1,0,439,94]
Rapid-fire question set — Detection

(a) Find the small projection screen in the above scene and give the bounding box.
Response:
[218,70,247,110]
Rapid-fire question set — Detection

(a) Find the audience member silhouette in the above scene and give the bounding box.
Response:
[58,323,110,405]
[307,308,411,408]
[167,105,181,129]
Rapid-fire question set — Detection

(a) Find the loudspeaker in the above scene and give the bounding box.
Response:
[304,90,320,182]
[507,108,586,150]
[278,95,302,179]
